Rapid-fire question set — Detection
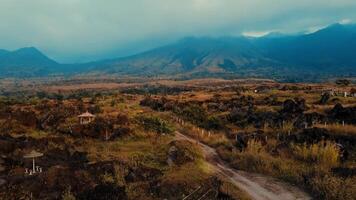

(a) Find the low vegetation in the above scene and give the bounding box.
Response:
[1,79,356,199]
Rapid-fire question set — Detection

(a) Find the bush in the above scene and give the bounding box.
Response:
[137,115,174,134]
[62,186,76,200]
[179,104,207,127]
[204,116,223,130]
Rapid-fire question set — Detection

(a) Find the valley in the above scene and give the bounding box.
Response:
[0,78,355,199]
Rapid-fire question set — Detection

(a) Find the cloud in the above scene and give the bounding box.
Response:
[340,18,352,24]
[242,31,274,38]
[0,0,355,62]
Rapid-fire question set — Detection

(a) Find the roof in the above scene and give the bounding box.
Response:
[24,150,43,158]
[78,111,95,118]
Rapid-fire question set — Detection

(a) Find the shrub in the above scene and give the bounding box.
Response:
[204,116,223,130]
[137,115,174,134]
[179,104,207,127]
[335,79,351,86]
[62,186,76,200]
[310,175,356,200]
[100,172,115,184]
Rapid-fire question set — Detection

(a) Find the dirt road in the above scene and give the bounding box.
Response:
[175,131,312,200]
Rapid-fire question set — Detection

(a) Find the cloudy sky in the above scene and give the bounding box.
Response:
[0,0,355,63]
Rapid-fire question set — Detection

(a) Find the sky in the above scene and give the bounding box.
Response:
[0,0,355,63]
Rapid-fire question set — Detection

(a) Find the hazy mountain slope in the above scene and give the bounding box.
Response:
[254,23,356,72]
[89,37,283,76]
[88,24,356,78]
[0,47,59,77]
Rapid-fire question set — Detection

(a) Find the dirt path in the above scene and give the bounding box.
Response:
[175,131,312,200]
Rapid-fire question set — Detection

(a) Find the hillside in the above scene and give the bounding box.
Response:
[87,37,282,77]
[0,23,356,81]
[254,23,356,72]
[86,23,356,80]
[0,47,59,77]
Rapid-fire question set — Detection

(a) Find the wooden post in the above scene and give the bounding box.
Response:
[32,158,35,173]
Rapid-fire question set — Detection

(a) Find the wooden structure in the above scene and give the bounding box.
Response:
[78,111,95,125]
[24,150,43,175]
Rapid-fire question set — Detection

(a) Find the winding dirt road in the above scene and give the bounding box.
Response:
[175,131,312,200]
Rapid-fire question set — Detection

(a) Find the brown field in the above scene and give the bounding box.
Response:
[1,77,356,200]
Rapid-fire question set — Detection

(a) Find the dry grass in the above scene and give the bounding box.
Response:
[279,121,294,135]
[292,141,340,169]
[162,159,214,185]
[315,123,356,136]
[179,124,230,148]
[245,140,264,154]
[80,136,171,168]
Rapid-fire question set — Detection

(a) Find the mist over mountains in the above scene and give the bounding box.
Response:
[1,23,356,81]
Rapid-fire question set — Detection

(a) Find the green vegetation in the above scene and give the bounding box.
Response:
[136,115,174,134]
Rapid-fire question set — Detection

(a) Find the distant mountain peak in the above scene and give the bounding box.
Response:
[14,46,44,55]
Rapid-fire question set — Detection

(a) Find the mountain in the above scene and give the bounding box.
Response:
[86,37,282,77]
[86,23,356,80]
[0,47,59,77]
[1,23,356,81]
[254,23,356,72]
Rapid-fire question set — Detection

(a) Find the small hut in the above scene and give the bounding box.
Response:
[24,150,43,175]
[78,111,95,125]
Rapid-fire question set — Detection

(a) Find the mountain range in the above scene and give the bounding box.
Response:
[1,23,356,81]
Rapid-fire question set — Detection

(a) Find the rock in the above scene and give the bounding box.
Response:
[328,103,356,123]
[125,166,162,183]
[319,93,330,104]
[167,146,178,166]
[290,127,330,144]
[0,178,6,187]
[281,99,304,114]
[0,164,5,173]
[166,141,195,166]
[0,139,15,154]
